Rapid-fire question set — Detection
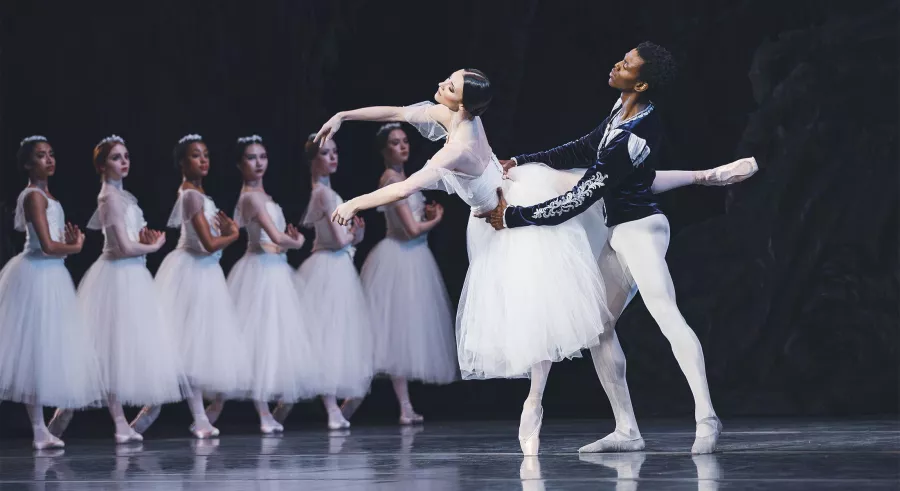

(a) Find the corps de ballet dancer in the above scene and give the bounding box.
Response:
[49,135,189,444]
[0,136,105,450]
[274,135,375,430]
[206,135,320,434]
[129,134,252,439]
[340,123,457,425]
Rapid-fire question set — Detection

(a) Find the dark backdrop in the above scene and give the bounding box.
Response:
[0,0,897,436]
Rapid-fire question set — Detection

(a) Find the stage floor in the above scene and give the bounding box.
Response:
[0,419,897,490]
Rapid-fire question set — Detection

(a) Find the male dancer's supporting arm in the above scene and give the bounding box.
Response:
[500,129,645,228]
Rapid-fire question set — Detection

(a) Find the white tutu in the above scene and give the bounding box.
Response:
[456,165,614,379]
[227,252,321,402]
[296,250,375,398]
[155,249,253,394]
[78,255,188,406]
[361,237,458,384]
[0,254,105,408]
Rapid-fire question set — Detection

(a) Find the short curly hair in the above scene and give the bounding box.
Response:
[636,41,677,95]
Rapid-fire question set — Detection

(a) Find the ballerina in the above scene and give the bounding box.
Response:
[49,135,188,444]
[208,135,319,435]
[129,134,251,439]
[319,68,756,455]
[279,135,375,430]
[342,123,457,425]
[0,136,105,450]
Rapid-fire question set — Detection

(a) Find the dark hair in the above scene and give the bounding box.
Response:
[375,123,406,152]
[304,134,320,166]
[17,139,49,172]
[173,137,205,170]
[462,69,493,117]
[635,42,677,95]
[93,140,122,174]
[235,137,266,164]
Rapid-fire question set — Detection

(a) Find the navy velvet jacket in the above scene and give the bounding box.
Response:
[505,99,663,228]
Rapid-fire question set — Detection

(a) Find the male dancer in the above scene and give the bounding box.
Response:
[482,42,753,454]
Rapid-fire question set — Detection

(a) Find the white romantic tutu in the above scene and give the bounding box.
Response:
[456,165,615,380]
[227,252,321,402]
[0,254,105,408]
[542,165,638,318]
[361,237,458,384]
[78,255,188,406]
[155,249,253,394]
[296,250,375,398]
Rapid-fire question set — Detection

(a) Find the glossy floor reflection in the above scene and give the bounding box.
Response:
[1,419,897,490]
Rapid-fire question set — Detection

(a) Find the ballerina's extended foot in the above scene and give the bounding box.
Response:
[519,398,543,456]
[578,430,646,453]
[327,411,351,430]
[695,157,758,186]
[691,417,723,455]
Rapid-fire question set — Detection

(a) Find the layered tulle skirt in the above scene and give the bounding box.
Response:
[361,237,458,384]
[227,252,321,402]
[0,253,105,408]
[78,254,188,406]
[456,164,615,379]
[296,249,375,398]
[155,248,252,394]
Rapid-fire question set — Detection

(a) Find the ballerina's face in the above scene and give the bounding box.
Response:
[382,129,409,166]
[239,143,268,181]
[104,143,130,179]
[434,69,466,111]
[26,142,56,179]
[183,142,210,179]
[311,139,339,175]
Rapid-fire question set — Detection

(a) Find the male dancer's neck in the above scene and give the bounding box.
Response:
[618,90,650,122]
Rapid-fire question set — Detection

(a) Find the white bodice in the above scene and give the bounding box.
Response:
[384,191,428,243]
[14,188,65,255]
[246,201,286,250]
[431,155,504,215]
[171,190,223,260]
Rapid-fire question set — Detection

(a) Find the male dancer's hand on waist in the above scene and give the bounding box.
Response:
[475,188,508,231]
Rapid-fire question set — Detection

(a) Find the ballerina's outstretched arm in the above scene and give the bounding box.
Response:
[331,145,470,226]
[315,104,454,144]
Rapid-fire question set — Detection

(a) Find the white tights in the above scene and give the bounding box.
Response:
[604,214,717,426]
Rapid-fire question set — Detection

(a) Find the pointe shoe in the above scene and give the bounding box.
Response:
[190,424,221,439]
[327,414,351,430]
[399,403,424,425]
[578,432,646,453]
[115,429,144,444]
[47,409,74,438]
[260,421,284,435]
[518,405,543,456]
[691,417,723,455]
[272,402,293,424]
[696,157,758,186]
[33,435,65,450]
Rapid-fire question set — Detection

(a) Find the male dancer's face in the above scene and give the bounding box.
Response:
[608,49,647,93]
